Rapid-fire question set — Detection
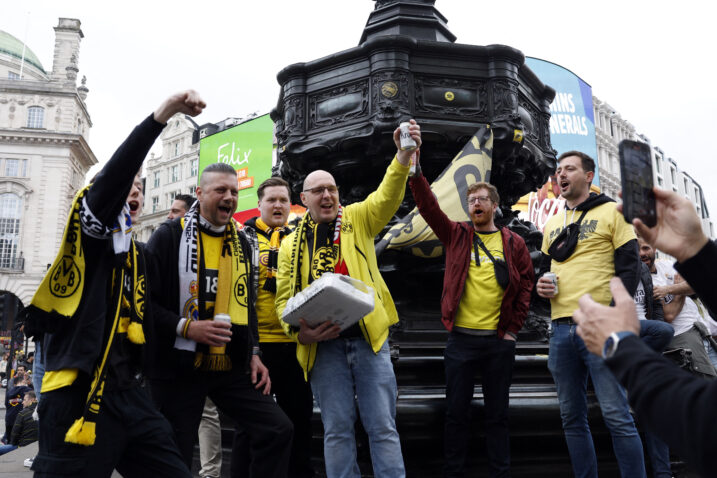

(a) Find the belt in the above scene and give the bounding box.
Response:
[553,317,576,326]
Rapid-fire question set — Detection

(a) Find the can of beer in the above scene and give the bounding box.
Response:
[544,272,558,296]
[214,313,231,326]
[399,122,417,151]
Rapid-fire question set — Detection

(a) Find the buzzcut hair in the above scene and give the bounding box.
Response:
[466,181,500,204]
[174,194,196,211]
[200,163,237,187]
[25,390,36,400]
[558,150,596,174]
[257,177,291,200]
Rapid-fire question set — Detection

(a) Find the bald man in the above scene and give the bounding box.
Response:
[275,120,421,478]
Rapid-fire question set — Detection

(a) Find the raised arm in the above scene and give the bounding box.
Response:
[86,90,205,227]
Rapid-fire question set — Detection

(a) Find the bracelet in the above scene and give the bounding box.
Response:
[252,346,262,357]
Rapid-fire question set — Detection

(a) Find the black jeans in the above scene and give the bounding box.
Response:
[33,376,190,478]
[150,368,293,478]
[443,332,516,478]
[231,342,315,478]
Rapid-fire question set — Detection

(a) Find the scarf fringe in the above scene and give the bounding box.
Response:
[194,352,232,371]
[65,417,96,446]
[127,322,145,344]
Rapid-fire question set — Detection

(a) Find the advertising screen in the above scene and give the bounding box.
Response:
[199,114,275,223]
[516,58,599,230]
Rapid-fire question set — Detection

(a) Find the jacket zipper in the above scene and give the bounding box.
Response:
[353,244,375,343]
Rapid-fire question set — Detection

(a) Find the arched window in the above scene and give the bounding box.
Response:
[27,106,44,129]
[0,193,22,269]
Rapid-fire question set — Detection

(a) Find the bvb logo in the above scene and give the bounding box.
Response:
[234,273,248,308]
[444,91,455,102]
[341,222,353,234]
[49,256,81,298]
[311,246,334,280]
[381,81,398,98]
[134,276,146,319]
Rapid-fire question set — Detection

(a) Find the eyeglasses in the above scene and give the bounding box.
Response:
[467,196,492,205]
[303,185,339,195]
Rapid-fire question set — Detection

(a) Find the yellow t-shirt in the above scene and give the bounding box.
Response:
[256,234,291,343]
[200,231,222,317]
[454,231,504,330]
[541,201,635,319]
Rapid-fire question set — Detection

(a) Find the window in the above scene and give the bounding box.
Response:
[657,177,664,187]
[8,72,19,80]
[0,193,22,269]
[26,106,44,129]
[170,165,180,183]
[670,167,676,185]
[655,155,662,174]
[190,159,198,177]
[173,141,182,158]
[4,159,25,177]
[683,178,689,195]
[153,171,160,188]
[189,185,197,196]
[152,196,159,213]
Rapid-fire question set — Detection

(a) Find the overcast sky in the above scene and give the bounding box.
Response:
[3,0,717,217]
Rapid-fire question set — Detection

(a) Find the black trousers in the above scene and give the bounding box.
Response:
[231,342,315,478]
[443,332,516,478]
[32,376,190,478]
[150,367,293,478]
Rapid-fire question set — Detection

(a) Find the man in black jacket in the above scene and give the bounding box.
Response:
[574,186,717,477]
[0,390,39,455]
[145,164,292,477]
[22,91,204,478]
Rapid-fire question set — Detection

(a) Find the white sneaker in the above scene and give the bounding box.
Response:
[23,457,34,467]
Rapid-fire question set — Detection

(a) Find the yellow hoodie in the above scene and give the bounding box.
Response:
[275,157,409,378]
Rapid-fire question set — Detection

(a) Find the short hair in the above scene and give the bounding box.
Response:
[24,390,36,401]
[257,177,290,200]
[558,150,595,174]
[200,163,237,187]
[174,194,195,211]
[466,182,500,204]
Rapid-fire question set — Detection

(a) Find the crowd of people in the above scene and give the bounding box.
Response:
[12,88,717,478]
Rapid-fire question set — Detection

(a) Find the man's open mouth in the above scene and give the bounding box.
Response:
[218,206,232,214]
[560,180,569,190]
[128,201,139,213]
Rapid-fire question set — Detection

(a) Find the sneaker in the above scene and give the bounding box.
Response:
[23,457,34,467]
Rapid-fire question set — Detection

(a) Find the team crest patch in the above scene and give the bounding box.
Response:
[311,246,335,280]
[259,251,269,266]
[49,255,82,298]
[341,222,353,234]
[234,273,248,307]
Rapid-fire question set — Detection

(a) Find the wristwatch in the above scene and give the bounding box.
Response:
[602,331,636,359]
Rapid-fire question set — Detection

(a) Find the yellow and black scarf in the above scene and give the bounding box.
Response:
[248,217,288,293]
[288,206,346,297]
[176,201,249,371]
[28,186,146,446]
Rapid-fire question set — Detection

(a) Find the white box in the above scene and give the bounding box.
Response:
[281,273,375,331]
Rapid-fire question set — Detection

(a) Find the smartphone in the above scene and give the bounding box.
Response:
[619,140,657,227]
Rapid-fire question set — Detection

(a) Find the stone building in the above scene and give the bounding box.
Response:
[0,18,96,334]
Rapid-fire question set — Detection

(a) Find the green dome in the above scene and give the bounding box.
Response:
[0,30,45,73]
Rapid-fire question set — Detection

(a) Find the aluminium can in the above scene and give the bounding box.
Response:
[544,272,558,295]
[399,122,417,151]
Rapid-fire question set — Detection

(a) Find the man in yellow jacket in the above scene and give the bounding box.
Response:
[275,120,421,478]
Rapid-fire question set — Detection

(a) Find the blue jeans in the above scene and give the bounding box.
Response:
[310,338,404,478]
[643,432,671,478]
[32,339,45,401]
[548,321,646,478]
[0,443,17,455]
[639,320,674,353]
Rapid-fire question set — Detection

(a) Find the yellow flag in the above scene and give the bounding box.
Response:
[376,125,493,258]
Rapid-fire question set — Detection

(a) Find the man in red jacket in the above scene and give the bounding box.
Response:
[410,170,534,478]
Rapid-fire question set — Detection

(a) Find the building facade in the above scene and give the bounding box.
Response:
[0,19,96,328]
[593,95,713,239]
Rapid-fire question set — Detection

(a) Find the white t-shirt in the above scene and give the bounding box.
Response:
[652,260,702,336]
[634,281,647,320]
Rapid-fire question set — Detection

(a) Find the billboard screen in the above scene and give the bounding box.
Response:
[516,58,599,230]
[199,114,275,223]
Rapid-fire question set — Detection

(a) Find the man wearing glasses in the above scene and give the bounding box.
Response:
[409,174,534,477]
[275,120,421,478]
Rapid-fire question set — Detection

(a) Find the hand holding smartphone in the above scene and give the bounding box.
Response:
[619,140,657,227]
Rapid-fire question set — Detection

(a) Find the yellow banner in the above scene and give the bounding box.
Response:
[376,125,493,258]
